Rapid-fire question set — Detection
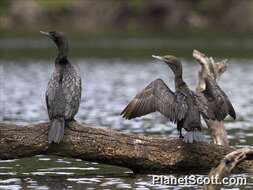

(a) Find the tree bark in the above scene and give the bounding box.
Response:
[207,120,229,146]
[0,121,252,173]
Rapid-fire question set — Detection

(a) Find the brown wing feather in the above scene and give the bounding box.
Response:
[193,91,210,120]
[121,79,184,122]
[204,79,236,120]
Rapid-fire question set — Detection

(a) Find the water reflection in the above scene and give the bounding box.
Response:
[0,59,252,189]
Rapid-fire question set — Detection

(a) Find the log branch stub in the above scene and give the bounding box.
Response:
[207,120,229,146]
[193,49,229,146]
[0,122,252,173]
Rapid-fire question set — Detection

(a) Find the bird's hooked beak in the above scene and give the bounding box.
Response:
[152,55,165,61]
[152,55,176,64]
[40,31,52,39]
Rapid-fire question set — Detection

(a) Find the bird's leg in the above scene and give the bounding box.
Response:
[179,129,184,139]
[65,119,76,129]
[177,122,184,139]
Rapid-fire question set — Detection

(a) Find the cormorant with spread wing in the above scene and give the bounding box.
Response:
[121,55,210,143]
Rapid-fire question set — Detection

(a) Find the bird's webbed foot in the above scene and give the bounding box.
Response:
[66,118,77,126]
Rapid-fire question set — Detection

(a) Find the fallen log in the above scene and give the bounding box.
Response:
[0,121,252,173]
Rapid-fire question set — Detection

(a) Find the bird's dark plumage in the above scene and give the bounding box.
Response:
[41,31,82,144]
[202,78,236,120]
[121,55,209,143]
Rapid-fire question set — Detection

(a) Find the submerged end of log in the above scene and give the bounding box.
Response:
[203,148,253,190]
[0,121,252,173]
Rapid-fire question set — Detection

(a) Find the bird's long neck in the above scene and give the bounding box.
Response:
[175,74,184,90]
[174,63,185,90]
[55,39,68,64]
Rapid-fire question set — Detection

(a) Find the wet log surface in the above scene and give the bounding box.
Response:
[0,121,252,173]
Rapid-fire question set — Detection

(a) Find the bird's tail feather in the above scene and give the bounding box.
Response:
[183,130,209,143]
[48,118,65,144]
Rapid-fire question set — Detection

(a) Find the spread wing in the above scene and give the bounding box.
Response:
[194,91,210,120]
[121,79,188,122]
[203,79,236,120]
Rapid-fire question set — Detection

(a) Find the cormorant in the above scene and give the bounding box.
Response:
[40,31,82,144]
[193,50,236,121]
[121,55,211,143]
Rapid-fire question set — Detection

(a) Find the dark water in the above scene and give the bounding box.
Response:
[0,58,253,189]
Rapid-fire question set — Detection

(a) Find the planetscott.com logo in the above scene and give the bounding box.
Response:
[152,175,247,186]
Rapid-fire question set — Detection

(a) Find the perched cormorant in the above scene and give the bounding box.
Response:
[193,50,236,121]
[121,55,211,143]
[40,31,82,144]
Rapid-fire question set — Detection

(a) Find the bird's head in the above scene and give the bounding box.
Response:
[152,55,182,76]
[40,31,68,57]
[40,31,66,46]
